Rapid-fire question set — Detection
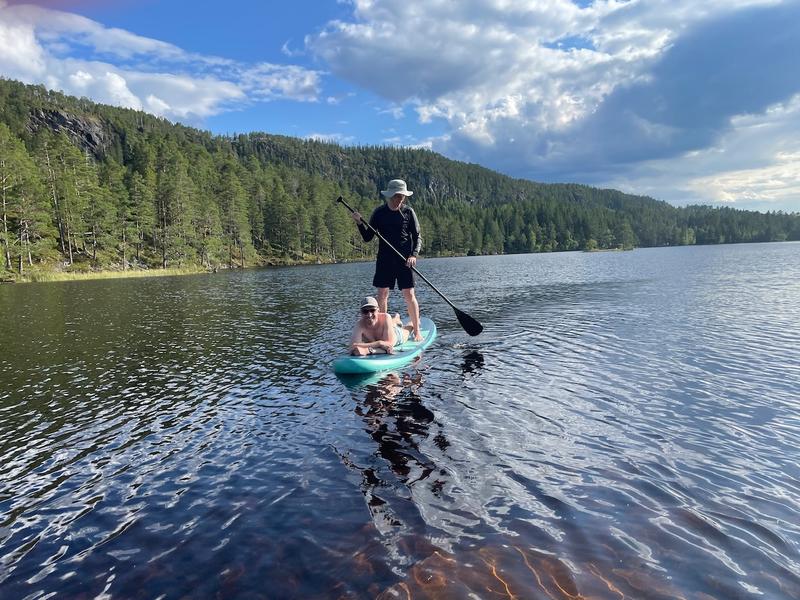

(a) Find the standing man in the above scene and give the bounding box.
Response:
[350,179,423,341]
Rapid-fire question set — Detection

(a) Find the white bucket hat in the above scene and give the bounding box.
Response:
[381,179,413,198]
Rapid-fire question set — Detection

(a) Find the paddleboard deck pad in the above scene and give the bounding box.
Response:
[333,317,437,375]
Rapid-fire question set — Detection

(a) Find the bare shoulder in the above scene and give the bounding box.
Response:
[350,321,366,342]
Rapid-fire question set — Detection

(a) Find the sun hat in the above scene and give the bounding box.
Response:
[381,179,413,198]
[360,296,379,310]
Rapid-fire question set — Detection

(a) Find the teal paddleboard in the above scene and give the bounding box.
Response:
[333,317,437,375]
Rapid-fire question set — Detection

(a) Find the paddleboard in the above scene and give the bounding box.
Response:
[333,317,437,375]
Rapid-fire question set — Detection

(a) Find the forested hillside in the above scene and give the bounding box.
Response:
[1,78,798,278]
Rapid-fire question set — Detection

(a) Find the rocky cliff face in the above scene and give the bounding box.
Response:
[27,108,110,158]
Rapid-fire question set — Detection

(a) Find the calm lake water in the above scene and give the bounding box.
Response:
[1,242,799,599]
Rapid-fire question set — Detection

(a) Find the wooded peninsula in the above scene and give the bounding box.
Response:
[1,78,798,281]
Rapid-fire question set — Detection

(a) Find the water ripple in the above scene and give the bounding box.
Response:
[1,244,799,597]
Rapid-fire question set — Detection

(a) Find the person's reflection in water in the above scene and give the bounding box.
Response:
[360,372,434,482]
[344,371,450,545]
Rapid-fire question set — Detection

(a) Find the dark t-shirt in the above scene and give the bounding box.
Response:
[358,203,422,262]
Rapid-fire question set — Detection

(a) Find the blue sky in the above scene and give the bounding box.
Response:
[1,0,799,212]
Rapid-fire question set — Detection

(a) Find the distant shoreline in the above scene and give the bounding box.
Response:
[583,247,634,253]
[4,266,211,284]
[1,255,347,284]
[5,240,798,284]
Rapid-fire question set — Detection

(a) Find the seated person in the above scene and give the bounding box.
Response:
[350,296,413,356]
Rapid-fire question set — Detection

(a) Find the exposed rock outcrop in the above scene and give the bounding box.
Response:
[27,108,110,158]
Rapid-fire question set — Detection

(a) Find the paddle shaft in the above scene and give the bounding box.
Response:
[337,196,459,312]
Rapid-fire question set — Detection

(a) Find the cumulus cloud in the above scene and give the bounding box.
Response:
[0,12,47,79]
[602,93,800,210]
[3,2,189,63]
[241,64,320,102]
[67,68,142,109]
[308,0,800,208]
[0,1,322,123]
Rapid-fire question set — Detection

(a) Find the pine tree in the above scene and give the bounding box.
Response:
[99,160,131,268]
[0,124,54,273]
[264,175,293,257]
[126,171,155,266]
[216,158,253,268]
[83,154,116,264]
[154,142,197,267]
[189,150,224,268]
[0,123,19,270]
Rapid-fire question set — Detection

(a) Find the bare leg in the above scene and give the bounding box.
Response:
[392,313,411,343]
[402,287,422,341]
[376,287,390,313]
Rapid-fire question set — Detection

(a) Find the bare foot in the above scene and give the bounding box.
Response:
[405,325,423,342]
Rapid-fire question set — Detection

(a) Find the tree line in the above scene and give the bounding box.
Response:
[1,78,798,278]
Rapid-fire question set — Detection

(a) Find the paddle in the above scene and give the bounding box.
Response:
[337,196,483,336]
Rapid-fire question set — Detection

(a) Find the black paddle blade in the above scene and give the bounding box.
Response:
[455,307,483,336]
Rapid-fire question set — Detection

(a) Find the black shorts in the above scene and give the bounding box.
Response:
[373,257,415,290]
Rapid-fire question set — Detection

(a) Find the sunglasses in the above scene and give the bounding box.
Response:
[361,308,377,315]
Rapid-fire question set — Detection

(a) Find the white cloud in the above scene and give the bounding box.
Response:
[67,69,142,109]
[309,0,667,128]
[693,160,800,206]
[0,16,47,80]
[145,94,171,115]
[281,39,304,58]
[123,71,244,119]
[0,1,322,123]
[241,64,320,102]
[604,94,800,211]
[378,105,405,119]
[308,0,800,209]
[5,2,188,62]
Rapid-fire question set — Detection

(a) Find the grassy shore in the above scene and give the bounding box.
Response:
[6,266,211,283]
[1,254,353,284]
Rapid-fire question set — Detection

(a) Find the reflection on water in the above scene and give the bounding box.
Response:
[460,349,485,378]
[345,373,437,532]
[2,243,800,598]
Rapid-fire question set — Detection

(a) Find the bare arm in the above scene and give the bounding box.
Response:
[349,317,395,355]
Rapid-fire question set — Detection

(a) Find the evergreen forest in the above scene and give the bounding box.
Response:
[1,78,798,279]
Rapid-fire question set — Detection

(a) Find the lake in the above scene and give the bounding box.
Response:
[1,242,799,599]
